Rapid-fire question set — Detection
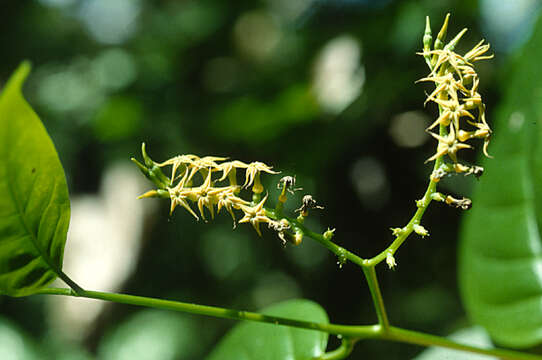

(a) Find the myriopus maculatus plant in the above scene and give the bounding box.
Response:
[3,13,542,360]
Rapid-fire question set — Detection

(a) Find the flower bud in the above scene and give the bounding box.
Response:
[413,224,429,237]
[323,228,336,241]
[386,253,397,270]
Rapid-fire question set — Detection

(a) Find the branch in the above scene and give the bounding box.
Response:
[35,287,542,360]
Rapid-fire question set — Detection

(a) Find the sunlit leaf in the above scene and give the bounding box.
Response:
[459,15,542,348]
[207,299,329,360]
[413,326,494,360]
[98,310,201,360]
[0,62,71,297]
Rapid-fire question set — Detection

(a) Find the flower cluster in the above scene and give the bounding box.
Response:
[159,154,280,232]
[132,144,331,246]
[385,15,494,270]
[133,145,307,242]
[418,15,493,169]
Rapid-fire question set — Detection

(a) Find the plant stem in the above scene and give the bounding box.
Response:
[58,270,84,295]
[317,337,356,360]
[35,287,542,360]
[36,287,379,338]
[364,67,448,267]
[384,326,542,360]
[362,266,389,330]
[363,160,441,267]
[265,210,366,268]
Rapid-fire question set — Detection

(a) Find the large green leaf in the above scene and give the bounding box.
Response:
[413,326,494,360]
[206,299,329,360]
[0,62,70,297]
[458,16,542,348]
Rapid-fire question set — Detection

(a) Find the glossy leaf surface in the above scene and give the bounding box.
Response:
[207,299,329,360]
[0,62,70,296]
[458,16,542,347]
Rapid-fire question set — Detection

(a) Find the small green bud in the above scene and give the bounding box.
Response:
[141,143,153,168]
[413,224,429,237]
[323,228,336,241]
[390,227,404,237]
[423,16,433,66]
[434,13,450,51]
[386,253,397,270]
[336,249,347,268]
[431,192,446,202]
[137,189,169,199]
[445,28,468,52]
[131,157,149,177]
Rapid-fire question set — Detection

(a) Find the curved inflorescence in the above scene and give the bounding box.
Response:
[132,144,328,244]
[383,15,494,270]
[418,15,493,179]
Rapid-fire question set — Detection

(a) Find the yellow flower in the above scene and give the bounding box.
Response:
[186,156,228,183]
[238,194,271,236]
[188,169,220,221]
[426,126,472,163]
[417,73,468,105]
[159,154,198,182]
[243,162,279,193]
[215,186,249,226]
[216,160,249,187]
[431,98,475,132]
[463,40,493,63]
[167,186,199,220]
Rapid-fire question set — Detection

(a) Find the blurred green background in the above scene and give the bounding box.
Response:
[0,0,540,359]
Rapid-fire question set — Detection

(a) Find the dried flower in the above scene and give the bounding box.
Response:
[296,195,324,217]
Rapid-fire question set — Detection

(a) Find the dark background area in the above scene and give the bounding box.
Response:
[0,0,540,359]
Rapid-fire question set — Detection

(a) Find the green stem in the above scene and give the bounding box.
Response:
[35,287,542,360]
[317,337,356,360]
[58,270,84,295]
[385,326,542,360]
[265,210,366,268]
[362,266,389,329]
[36,287,378,338]
[363,160,441,267]
[364,67,448,267]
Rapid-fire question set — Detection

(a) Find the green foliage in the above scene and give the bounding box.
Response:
[0,62,70,297]
[93,95,143,142]
[459,16,542,348]
[209,84,319,144]
[98,310,201,360]
[0,316,39,359]
[207,299,329,360]
[414,327,494,360]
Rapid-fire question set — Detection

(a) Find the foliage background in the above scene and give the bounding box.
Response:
[0,0,540,359]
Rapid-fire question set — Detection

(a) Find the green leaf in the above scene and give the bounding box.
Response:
[0,62,71,297]
[98,310,201,360]
[0,316,40,359]
[413,326,495,360]
[458,16,542,348]
[206,299,329,360]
